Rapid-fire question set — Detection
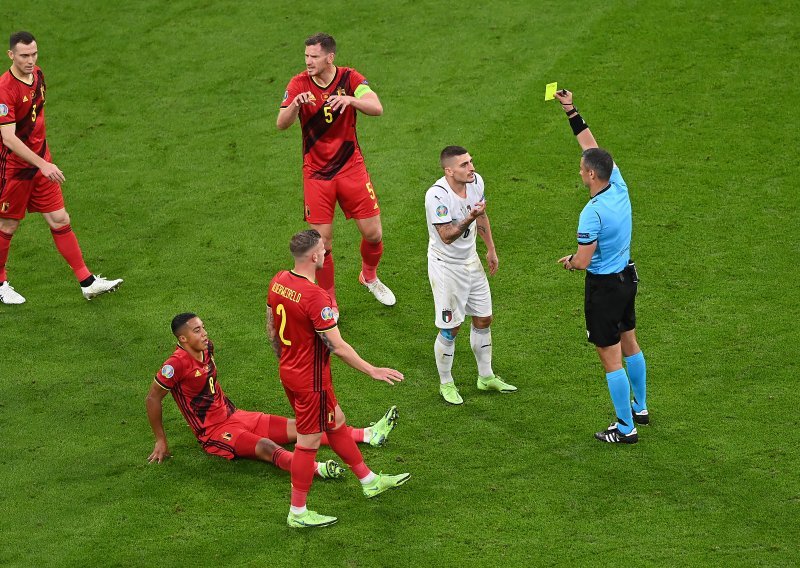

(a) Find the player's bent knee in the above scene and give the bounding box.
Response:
[473,315,492,328]
[0,218,20,234]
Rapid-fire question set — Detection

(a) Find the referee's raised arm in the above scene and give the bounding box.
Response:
[553,89,599,151]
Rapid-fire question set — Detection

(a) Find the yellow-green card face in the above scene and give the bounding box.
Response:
[545,82,558,101]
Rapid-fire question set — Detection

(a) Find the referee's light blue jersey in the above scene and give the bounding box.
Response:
[576,166,632,274]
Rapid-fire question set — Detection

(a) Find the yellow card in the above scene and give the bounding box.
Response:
[545,82,558,101]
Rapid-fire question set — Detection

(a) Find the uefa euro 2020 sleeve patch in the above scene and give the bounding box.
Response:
[161,364,175,379]
[321,307,334,321]
[436,205,448,218]
[0,104,9,117]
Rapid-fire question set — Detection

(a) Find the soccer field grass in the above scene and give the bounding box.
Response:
[1,1,798,566]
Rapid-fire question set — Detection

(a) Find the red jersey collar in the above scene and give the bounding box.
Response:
[310,66,339,90]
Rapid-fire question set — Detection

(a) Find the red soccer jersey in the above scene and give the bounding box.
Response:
[0,66,50,173]
[280,66,371,180]
[267,270,338,392]
[154,341,237,441]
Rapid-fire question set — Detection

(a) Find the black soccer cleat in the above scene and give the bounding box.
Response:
[594,423,638,444]
[632,408,650,425]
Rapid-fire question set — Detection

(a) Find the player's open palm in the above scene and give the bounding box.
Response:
[370,367,404,385]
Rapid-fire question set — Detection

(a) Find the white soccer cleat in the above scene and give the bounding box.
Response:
[81,275,123,300]
[0,281,26,304]
[359,272,396,306]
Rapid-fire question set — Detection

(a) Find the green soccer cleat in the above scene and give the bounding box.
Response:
[287,509,338,528]
[439,381,464,405]
[368,405,399,447]
[362,472,411,499]
[317,459,345,480]
[476,374,517,393]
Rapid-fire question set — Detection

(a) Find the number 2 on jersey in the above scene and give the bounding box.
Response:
[276,304,292,346]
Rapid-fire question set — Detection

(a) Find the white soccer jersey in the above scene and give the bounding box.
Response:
[425,173,485,264]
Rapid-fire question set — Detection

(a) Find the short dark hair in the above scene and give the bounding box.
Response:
[305,33,336,54]
[581,148,614,181]
[290,229,322,258]
[9,31,35,51]
[440,145,469,168]
[171,312,198,336]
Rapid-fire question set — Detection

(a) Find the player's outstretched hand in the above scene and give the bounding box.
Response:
[369,367,404,386]
[40,162,65,183]
[292,91,316,107]
[148,440,172,464]
[553,89,573,107]
[326,94,352,112]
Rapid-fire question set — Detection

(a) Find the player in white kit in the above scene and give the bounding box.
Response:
[424,146,517,405]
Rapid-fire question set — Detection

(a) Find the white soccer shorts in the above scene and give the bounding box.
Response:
[428,256,492,329]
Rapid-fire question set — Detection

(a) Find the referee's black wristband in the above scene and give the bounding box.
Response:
[564,106,578,117]
[569,113,589,136]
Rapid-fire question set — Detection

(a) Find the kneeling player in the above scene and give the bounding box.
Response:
[146,312,399,479]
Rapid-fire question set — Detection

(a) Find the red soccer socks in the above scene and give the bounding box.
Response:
[50,224,91,281]
[360,238,383,283]
[0,230,12,282]
[316,250,337,307]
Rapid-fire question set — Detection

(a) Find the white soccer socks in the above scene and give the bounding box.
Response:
[470,325,493,378]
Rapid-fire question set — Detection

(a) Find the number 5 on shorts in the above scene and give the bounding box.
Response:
[366,182,376,201]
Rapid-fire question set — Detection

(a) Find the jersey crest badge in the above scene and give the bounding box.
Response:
[161,365,175,379]
[321,307,335,321]
[442,309,453,323]
[435,205,448,218]
[0,104,8,117]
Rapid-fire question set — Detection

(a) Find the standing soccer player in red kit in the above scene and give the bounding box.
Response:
[267,229,410,529]
[277,33,395,319]
[0,31,122,304]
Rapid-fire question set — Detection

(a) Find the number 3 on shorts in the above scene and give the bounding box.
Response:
[366,182,376,201]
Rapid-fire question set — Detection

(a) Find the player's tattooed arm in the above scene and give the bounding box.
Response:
[265,304,282,358]
[318,328,404,385]
[434,202,486,244]
[319,331,337,354]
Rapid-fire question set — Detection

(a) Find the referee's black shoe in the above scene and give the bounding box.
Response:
[632,408,650,425]
[595,423,638,444]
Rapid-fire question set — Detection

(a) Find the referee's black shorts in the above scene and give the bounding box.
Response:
[584,264,638,347]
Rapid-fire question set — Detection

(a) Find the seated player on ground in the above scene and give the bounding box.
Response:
[146,312,399,480]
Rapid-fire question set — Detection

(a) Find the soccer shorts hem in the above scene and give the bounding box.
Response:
[428,256,492,329]
[0,169,65,220]
[303,166,380,224]
[283,386,338,435]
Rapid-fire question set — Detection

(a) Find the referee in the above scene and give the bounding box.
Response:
[553,89,649,444]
